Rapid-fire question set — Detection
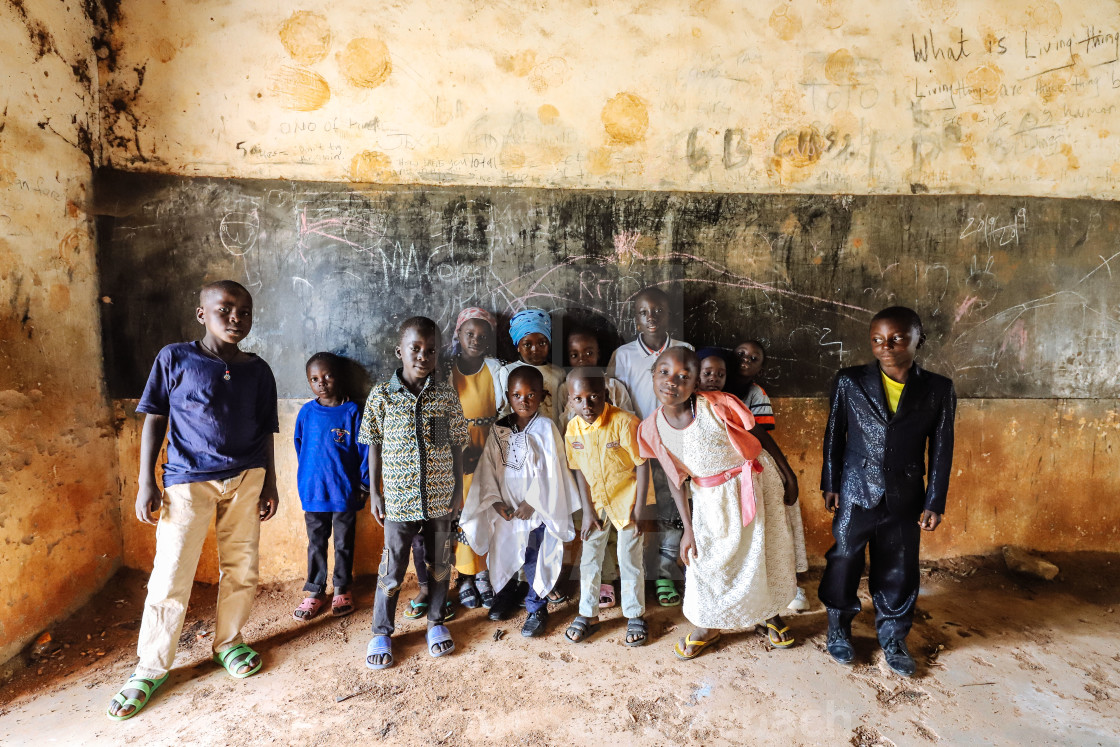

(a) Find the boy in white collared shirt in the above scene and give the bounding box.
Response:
[605,287,692,606]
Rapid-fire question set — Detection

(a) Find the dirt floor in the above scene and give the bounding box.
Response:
[1,553,1118,746]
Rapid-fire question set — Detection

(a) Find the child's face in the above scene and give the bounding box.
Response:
[457,319,492,360]
[396,328,440,382]
[734,342,765,380]
[869,318,923,370]
[568,377,607,424]
[517,333,551,366]
[698,357,727,392]
[307,361,339,402]
[196,288,253,345]
[507,375,544,420]
[652,353,698,407]
[634,295,669,338]
[566,333,600,367]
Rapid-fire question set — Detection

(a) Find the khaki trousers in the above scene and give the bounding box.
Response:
[135,468,264,679]
[579,512,645,619]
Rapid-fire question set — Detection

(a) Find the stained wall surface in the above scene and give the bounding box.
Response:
[96,0,1120,582]
[99,0,1120,197]
[0,1,121,664]
[115,397,1120,583]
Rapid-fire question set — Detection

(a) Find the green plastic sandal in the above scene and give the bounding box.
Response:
[213,643,263,679]
[655,578,682,607]
[106,673,169,721]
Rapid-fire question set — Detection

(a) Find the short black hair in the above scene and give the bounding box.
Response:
[306,351,341,374]
[635,286,670,306]
[737,339,767,364]
[655,346,699,375]
[565,326,600,346]
[567,367,607,389]
[199,279,251,303]
[871,306,924,336]
[507,365,544,390]
[399,316,439,342]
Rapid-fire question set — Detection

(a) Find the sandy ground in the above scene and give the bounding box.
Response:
[1,554,1118,746]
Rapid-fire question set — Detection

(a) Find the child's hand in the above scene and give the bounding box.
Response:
[369,492,386,527]
[512,502,535,521]
[135,483,162,525]
[258,485,280,521]
[679,528,698,566]
[822,491,840,512]
[494,503,514,521]
[581,511,602,541]
[782,474,800,506]
[628,508,644,537]
[463,444,483,474]
[919,510,942,531]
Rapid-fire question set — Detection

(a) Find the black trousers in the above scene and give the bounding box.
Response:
[372,516,453,635]
[818,499,921,643]
[303,510,357,594]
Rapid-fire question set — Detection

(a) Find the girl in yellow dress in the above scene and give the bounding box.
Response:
[448,307,505,608]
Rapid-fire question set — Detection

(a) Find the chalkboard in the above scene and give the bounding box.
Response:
[94,169,1120,399]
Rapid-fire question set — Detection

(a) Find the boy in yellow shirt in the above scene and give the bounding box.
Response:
[563,369,651,646]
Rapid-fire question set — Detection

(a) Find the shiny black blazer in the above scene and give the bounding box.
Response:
[820,362,956,516]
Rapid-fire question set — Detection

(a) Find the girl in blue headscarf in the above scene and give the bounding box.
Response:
[497,308,566,432]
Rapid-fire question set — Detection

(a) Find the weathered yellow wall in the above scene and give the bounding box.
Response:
[99,0,1120,197]
[116,397,1120,582]
[0,1,121,664]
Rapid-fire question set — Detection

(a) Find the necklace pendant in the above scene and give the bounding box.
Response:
[223,371,231,381]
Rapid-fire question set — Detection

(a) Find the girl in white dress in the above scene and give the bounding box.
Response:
[637,348,798,659]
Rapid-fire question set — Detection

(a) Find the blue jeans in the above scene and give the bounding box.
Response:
[493,525,548,613]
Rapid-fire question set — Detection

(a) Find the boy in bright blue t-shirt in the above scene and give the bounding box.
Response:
[292,352,369,621]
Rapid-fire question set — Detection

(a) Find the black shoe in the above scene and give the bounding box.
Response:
[881,637,916,677]
[825,608,855,665]
[521,608,548,637]
[826,628,855,665]
[488,599,515,621]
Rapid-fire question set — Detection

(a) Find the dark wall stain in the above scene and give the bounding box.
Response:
[8,0,59,60]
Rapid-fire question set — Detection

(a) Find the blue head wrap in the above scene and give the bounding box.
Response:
[509,308,552,345]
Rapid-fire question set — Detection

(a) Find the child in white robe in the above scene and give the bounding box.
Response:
[459,366,579,637]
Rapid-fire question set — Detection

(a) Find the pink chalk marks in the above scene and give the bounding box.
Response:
[954,294,982,323]
[613,230,642,262]
[999,318,1030,366]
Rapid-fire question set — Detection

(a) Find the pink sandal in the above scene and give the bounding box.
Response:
[293,596,326,621]
[332,592,355,617]
[599,584,616,609]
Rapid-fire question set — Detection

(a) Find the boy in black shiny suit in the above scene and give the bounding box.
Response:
[818,307,956,677]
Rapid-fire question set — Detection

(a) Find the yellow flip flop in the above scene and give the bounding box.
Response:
[673,631,721,660]
[765,622,796,648]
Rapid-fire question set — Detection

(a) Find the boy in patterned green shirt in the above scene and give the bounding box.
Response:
[359,317,468,669]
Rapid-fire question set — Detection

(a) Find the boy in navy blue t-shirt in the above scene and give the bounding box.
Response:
[292,352,369,621]
[107,280,279,721]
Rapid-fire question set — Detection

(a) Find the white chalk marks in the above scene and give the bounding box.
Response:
[220,210,260,256]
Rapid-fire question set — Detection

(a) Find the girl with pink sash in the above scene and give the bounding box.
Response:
[637,348,798,659]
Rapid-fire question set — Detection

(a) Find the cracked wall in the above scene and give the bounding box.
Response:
[97,0,1120,197]
[93,0,1120,583]
[0,0,120,664]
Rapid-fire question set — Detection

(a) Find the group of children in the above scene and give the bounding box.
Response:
[107,280,955,720]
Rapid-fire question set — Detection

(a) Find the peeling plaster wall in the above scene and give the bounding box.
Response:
[116,398,1120,582]
[0,1,121,664]
[98,0,1120,197]
[93,0,1120,581]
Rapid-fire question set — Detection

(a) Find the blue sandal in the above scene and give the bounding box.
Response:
[426,625,455,657]
[106,673,168,721]
[366,635,393,669]
[213,643,262,678]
